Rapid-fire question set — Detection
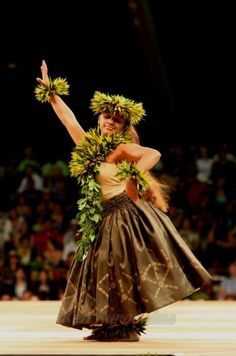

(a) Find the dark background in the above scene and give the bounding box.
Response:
[1,0,234,163]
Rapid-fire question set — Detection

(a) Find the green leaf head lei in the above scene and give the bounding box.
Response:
[90,91,146,125]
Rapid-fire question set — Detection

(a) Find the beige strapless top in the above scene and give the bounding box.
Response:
[96,162,127,201]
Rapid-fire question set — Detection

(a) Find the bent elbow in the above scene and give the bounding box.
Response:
[156,150,161,161]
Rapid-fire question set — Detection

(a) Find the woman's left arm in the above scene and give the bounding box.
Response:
[117,143,161,202]
[119,143,161,171]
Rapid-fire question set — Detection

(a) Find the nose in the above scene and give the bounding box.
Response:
[107,117,115,125]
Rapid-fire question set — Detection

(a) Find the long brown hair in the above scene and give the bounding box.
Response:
[124,124,170,212]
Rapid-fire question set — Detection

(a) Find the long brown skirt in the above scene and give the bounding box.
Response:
[56,192,212,329]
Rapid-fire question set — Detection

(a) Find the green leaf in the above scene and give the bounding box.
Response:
[91,214,101,223]
[75,247,84,261]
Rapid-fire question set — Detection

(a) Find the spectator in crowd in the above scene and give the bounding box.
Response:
[218,261,236,300]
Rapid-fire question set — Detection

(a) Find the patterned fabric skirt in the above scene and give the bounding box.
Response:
[56,192,212,329]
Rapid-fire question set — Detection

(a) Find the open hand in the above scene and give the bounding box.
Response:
[36,60,50,87]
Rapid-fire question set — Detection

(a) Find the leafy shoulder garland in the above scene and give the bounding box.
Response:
[69,128,150,261]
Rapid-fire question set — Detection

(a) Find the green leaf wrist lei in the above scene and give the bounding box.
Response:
[116,161,150,195]
[35,77,70,103]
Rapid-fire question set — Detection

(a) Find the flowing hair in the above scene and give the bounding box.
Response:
[124,124,170,212]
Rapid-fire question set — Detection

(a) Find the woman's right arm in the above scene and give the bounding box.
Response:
[36,60,86,144]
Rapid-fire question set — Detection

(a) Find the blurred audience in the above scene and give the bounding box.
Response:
[1,143,236,300]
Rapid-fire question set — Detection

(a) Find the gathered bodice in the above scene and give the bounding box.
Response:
[96,162,127,201]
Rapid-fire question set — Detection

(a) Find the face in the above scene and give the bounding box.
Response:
[98,112,126,135]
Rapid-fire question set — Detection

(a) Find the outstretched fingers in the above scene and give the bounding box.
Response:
[36,60,49,87]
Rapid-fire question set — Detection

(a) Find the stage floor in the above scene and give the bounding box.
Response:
[0,300,235,356]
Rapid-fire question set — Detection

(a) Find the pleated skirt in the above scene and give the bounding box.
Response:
[56,192,212,329]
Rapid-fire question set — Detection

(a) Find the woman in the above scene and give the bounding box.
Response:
[35,60,212,341]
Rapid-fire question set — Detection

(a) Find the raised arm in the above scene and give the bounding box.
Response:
[36,60,86,144]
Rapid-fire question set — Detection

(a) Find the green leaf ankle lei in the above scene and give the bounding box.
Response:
[69,128,150,262]
[89,315,149,340]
